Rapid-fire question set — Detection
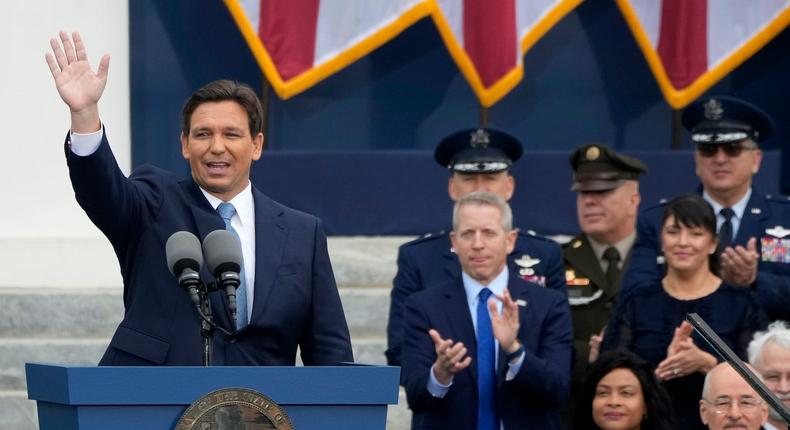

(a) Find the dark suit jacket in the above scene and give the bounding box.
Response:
[401,275,573,430]
[66,132,353,366]
[387,230,565,366]
[622,190,790,321]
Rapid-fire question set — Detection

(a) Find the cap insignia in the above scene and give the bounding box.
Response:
[469,129,490,149]
[585,146,600,160]
[703,99,724,120]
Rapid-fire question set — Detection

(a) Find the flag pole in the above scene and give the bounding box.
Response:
[261,75,271,142]
[479,104,489,127]
[670,108,683,150]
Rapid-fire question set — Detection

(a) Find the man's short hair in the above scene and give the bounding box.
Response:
[181,79,263,137]
[452,191,513,232]
[748,320,790,367]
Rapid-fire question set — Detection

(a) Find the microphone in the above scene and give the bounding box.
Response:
[202,230,243,328]
[165,231,204,307]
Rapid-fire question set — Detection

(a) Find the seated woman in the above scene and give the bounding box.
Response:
[573,350,676,430]
[600,194,766,429]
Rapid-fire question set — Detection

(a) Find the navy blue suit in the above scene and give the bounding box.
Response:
[401,275,572,430]
[387,230,565,366]
[66,132,353,366]
[622,190,790,321]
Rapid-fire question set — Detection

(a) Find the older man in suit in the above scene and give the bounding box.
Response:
[46,31,352,366]
[401,192,572,430]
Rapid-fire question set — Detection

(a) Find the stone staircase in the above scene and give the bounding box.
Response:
[0,236,413,430]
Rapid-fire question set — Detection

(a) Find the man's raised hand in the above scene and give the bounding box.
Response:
[45,31,109,132]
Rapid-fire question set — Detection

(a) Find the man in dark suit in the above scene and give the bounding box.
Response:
[387,127,566,367]
[562,144,645,426]
[45,32,353,366]
[401,192,572,430]
[622,96,790,321]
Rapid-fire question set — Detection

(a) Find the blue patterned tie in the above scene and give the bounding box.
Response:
[476,288,498,430]
[217,203,247,330]
[717,207,735,253]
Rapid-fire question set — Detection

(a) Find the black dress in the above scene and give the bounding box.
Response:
[601,281,766,430]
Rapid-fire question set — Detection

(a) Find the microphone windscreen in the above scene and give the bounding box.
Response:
[165,231,203,276]
[203,230,243,276]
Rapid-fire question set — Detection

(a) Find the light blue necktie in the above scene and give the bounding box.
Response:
[476,288,498,430]
[217,202,248,330]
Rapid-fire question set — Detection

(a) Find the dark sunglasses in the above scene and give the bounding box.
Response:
[696,142,756,158]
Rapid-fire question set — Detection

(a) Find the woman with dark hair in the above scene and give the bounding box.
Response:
[601,194,765,429]
[574,350,676,430]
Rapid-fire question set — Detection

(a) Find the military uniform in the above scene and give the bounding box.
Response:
[622,96,790,321]
[563,234,628,378]
[385,127,566,367]
[561,143,646,429]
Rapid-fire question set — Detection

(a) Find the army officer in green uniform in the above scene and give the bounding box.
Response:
[562,144,646,427]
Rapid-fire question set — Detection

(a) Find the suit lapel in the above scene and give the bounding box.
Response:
[442,279,478,386]
[181,181,234,324]
[248,187,288,324]
[736,192,770,246]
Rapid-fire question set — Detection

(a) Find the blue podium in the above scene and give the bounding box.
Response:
[26,363,400,430]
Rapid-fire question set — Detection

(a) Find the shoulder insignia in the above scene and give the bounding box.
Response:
[402,230,448,248]
[515,254,540,268]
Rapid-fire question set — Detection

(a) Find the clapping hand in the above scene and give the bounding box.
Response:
[489,288,521,355]
[655,321,716,380]
[429,329,472,385]
[720,238,759,287]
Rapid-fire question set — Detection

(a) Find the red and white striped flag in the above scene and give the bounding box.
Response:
[224,0,581,107]
[617,0,790,109]
[432,0,582,106]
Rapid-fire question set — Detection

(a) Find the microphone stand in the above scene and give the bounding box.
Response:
[200,285,213,366]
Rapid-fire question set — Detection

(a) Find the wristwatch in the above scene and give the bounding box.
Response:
[505,343,525,362]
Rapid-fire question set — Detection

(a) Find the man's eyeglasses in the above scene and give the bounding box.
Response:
[696,142,757,158]
[703,396,764,414]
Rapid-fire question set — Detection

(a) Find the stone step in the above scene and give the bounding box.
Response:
[0,236,411,289]
[0,286,391,340]
[0,391,38,430]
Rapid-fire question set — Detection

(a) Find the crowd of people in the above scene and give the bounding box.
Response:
[47,29,790,430]
[387,97,790,429]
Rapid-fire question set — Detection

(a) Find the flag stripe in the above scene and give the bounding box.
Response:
[463,0,518,88]
[258,0,320,81]
[657,0,708,90]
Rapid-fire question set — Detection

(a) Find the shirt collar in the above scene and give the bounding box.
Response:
[587,231,636,263]
[462,267,509,305]
[200,182,255,227]
[703,187,752,221]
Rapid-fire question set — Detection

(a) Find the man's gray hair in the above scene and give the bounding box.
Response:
[748,320,790,367]
[452,191,513,232]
